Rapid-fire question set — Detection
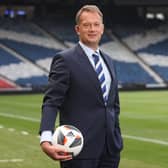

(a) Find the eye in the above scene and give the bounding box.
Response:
[83,23,90,28]
[94,23,100,27]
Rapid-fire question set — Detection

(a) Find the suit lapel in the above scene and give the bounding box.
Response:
[74,44,104,103]
[74,44,117,105]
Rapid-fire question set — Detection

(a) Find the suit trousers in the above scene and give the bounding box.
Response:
[60,142,120,168]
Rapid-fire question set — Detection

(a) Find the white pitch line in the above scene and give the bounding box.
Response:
[0,125,4,129]
[123,134,168,146]
[0,112,39,122]
[21,131,29,135]
[1,112,168,146]
[0,159,24,163]
[8,128,15,132]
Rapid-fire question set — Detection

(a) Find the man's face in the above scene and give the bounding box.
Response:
[75,11,104,49]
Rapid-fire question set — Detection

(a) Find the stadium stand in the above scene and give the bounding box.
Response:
[0,45,20,65]
[0,5,168,91]
[0,18,46,37]
[0,18,66,90]
[113,21,168,83]
[136,39,168,82]
[0,18,66,71]
[35,16,78,47]
[100,40,157,85]
[0,38,61,71]
[35,16,112,47]
[0,45,48,88]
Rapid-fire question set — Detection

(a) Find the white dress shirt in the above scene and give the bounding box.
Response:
[40,41,112,143]
[79,41,111,99]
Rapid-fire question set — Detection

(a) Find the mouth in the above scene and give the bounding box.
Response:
[88,34,97,38]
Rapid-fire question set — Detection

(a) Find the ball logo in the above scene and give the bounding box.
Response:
[52,125,84,157]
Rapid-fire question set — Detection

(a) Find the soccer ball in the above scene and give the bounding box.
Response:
[52,125,84,157]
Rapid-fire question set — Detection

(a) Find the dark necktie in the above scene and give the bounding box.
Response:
[92,52,107,103]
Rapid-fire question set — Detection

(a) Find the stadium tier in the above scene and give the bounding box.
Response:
[0,46,48,88]
[0,38,60,71]
[114,61,156,84]
[113,21,168,84]
[15,75,48,86]
[0,39,60,60]
[100,40,158,85]
[36,16,112,46]
[0,18,46,37]
[36,17,78,44]
[136,39,168,82]
[0,46,20,65]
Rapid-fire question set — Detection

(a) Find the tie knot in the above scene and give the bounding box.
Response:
[92,52,100,65]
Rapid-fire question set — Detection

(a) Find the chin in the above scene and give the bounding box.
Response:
[87,39,99,43]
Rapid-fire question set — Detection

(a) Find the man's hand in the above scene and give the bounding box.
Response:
[40,141,73,161]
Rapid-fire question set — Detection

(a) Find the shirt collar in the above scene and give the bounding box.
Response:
[79,41,100,59]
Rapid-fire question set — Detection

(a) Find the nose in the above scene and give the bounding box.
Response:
[89,24,95,31]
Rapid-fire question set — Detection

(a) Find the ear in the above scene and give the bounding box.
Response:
[75,25,80,35]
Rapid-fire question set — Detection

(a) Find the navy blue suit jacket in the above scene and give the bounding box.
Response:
[40,44,123,159]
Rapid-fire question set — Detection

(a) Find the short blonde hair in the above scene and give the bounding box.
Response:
[75,5,103,24]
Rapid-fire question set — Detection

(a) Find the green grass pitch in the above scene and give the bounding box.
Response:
[0,91,168,168]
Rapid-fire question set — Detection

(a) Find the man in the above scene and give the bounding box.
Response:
[39,5,123,168]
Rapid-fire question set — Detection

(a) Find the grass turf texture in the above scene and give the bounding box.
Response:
[0,91,168,168]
